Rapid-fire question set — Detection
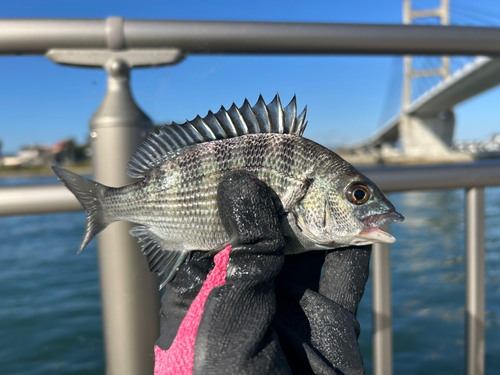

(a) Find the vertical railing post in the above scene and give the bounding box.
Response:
[372,224,393,375]
[89,58,160,375]
[465,187,486,375]
[44,17,184,373]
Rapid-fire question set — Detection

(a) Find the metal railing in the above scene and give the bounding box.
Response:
[2,18,500,375]
[2,161,497,375]
[359,162,498,375]
[3,19,500,55]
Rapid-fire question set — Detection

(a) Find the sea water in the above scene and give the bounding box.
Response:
[1,176,499,374]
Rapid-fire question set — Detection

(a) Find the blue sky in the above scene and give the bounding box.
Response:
[1,0,500,154]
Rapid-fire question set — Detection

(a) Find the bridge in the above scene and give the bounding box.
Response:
[2,2,500,375]
[345,0,500,161]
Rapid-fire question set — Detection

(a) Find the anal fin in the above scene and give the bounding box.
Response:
[129,226,188,289]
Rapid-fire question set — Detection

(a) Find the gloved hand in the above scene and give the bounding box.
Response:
[274,244,370,375]
[154,170,371,375]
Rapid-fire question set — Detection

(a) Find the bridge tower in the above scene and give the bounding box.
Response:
[400,0,455,157]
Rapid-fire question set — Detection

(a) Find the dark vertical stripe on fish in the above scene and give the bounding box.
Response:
[261,135,282,174]
[245,135,270,171]
[214,139,232,173]
[281,135,295,178]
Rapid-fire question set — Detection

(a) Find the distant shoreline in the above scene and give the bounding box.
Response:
[0,165,93,179]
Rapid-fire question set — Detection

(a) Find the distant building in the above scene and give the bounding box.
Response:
[53,139,90,165]
[490,133,500,144]
[1,143,54,167]
[453,133,500,157]
[1,138,92,168]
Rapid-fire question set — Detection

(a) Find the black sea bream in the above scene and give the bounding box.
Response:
[53,95,403,288]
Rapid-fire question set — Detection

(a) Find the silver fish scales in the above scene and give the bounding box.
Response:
[53,94,404,289]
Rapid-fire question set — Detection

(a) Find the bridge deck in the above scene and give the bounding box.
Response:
[352,57,500,150]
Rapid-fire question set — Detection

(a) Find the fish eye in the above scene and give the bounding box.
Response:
[345,183,370,205]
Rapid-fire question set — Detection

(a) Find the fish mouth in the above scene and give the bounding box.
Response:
[365,211,404,227]
[356,211,405,244]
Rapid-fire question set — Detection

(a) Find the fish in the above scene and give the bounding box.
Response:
[53,94,404,289]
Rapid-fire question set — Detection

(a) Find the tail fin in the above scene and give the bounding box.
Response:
[52,166,110,253]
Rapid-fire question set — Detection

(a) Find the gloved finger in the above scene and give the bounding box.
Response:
[192,170,291,375]
[319,245,372,316]
[217,169,284,253]
[276,250,326,292]
[275,245,372,316]
[273,247,371,374]
[156,251,214,350]
[273,249,368,375]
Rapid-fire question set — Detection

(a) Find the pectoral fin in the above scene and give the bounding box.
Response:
[129,226,189,289]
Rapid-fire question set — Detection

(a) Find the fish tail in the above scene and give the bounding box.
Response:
[52,166,110,253]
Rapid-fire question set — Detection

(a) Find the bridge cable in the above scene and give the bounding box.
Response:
[453,1,500,26]
[377,57,402,127]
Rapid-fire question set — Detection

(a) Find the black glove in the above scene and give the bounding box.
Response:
[274,247,370,375]
[155,170,371,375]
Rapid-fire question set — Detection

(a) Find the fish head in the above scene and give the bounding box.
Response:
[295,168,404,249]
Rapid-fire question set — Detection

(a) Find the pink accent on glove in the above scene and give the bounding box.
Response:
[154,245,232,375]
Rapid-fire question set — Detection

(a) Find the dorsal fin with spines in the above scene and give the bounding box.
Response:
[126,94,308,179]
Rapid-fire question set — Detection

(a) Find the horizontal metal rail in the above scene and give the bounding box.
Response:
[2,160,499,218]
[0,184,81,216]
[359,160,500,191]
[2,19,500,56]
